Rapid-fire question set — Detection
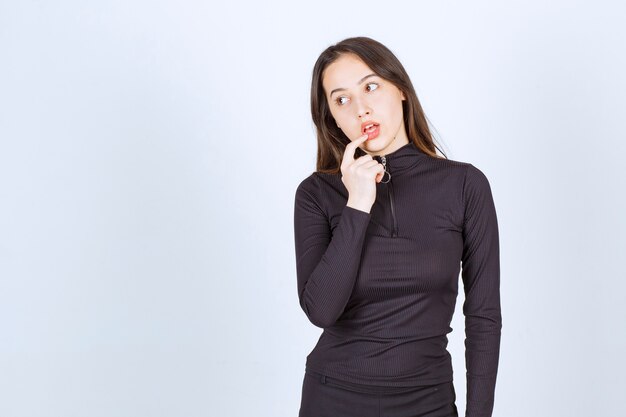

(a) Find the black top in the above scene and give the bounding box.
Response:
[293,141,502,417]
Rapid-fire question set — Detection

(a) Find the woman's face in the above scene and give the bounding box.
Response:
[322,53,409,156]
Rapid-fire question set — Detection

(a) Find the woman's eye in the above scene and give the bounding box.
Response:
[366,82,379,92]
[335,83,379,106]
[336,96,349,106]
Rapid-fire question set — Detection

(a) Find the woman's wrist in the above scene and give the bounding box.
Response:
[346,198,372,213]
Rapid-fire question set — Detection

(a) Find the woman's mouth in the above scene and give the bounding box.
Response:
[363,123,380,140]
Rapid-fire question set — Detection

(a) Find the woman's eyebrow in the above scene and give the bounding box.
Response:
[330,73,377,97]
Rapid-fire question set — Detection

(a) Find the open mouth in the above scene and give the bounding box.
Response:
[362,122,380,134]
[363,123,380,140]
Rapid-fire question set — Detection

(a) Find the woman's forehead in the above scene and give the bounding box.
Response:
[323,55,376,94]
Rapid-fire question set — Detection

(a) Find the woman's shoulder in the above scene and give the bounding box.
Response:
[297,170,343,191]
[425,153,470,168]
[423,153,490,180]
[295,172,318,197]
[428,156,495,205]
[418,153,475,182]
[295,171,336,195]
[419,155,496,206]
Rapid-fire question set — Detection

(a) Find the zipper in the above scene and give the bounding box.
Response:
[379,156,398,237]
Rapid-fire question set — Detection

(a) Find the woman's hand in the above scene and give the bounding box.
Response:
[340,134,385,213]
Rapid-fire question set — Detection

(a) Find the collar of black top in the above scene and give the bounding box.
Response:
[372,141,427,173]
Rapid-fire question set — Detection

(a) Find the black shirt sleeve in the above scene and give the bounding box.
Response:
[461,164,502,417]
[293,174,371,328]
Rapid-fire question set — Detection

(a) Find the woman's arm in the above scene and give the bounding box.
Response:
[461,164,503,417]
[293,174,371,328]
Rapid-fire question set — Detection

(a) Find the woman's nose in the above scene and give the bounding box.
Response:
[357,103,371,119]
[353,95,371,119]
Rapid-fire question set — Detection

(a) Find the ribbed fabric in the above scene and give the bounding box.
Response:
[299,369,458,417]
[293,141,502,417]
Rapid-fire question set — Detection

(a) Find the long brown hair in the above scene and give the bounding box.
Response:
[311,36,447,174]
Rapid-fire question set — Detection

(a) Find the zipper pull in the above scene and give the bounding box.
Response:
[380,155,391,183]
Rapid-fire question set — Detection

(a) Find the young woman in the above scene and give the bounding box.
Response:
[294,37,502,417]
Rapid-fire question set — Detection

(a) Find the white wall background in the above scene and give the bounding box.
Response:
[1,1,625,416]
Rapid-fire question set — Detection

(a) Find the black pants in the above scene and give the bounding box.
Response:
[298,370,458,417]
